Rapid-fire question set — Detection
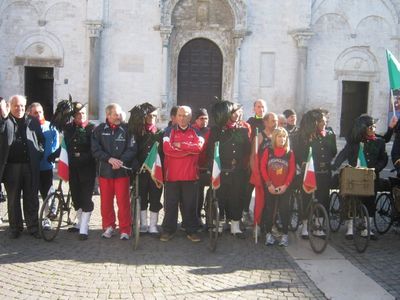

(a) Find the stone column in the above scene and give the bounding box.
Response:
[160,25,172,122]
[289,29,314,116]
[233,30,246,102]
[86,21,103,120]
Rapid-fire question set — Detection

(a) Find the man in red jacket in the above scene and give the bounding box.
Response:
[161,106,204,242]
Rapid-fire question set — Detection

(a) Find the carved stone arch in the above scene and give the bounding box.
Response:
[14,31,64,67]
[160,0,247,117]
[334,46,379,79]
[161,0,247,30]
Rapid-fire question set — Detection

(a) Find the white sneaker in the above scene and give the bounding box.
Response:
[265,233,275,245]
[42,219,51,230]
[101,226,114,239]
[120,233,129,240]
[301,221,309,238]
[313,230,326,237]
[279,234,289,247]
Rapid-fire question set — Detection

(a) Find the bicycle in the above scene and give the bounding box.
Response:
[339,166,374,253]
[328,190,344,232]
[205,188,219,252]
[287,183,330,253]
[39,179,72,241]
[130,170,141,250]
[374,176,400,234]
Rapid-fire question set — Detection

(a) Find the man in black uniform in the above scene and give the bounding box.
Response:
[0,95,44,239]
[128,102,163,234]
[63,102,96,240]
[208,101,251,238]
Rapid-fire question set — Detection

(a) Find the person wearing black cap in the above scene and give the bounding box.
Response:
[128,102,164,234]
[63,102,96,240]
[192,108,210,228]
[0,95,45,239]
[208,101,251,238]
[333,114,387,240]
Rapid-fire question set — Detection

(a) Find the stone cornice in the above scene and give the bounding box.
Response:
[289,28,315,48]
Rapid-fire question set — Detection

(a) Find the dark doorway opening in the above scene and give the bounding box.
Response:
[340,81,369,137]
[25,67,54,120]
[177,38,222,122]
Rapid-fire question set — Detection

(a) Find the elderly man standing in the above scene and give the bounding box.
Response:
[161,106,204,242]
[0,95,44,239]
[92,103,137,240]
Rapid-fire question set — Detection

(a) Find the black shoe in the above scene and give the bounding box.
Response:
[79,234,88,240]
[67,227,79,233]
[232,232,246,239]
[370,234,378,241]
[301,234,309,240]
[345,234,353,240]
[9,231,20,239]
[30,232,41,239]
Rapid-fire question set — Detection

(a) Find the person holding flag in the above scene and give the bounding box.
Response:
[207,100,251,239]
[334,114,388,240]
[292,109,337,239]
[128,102,164,234]
[61,102,96,240]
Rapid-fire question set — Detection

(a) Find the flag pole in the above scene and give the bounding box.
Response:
[391,89,396,118]
[254,127,259,244]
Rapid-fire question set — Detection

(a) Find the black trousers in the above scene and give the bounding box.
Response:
[301,171,331,220]
[263,189,290,234]
[217,169,244,221]
[162,181,199,234]
[69,164,95,212]
[3,163,39,234]
[139,172,162,212]
[39,169,53,200]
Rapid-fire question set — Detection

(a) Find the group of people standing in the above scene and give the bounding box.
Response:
[0,94,398,246]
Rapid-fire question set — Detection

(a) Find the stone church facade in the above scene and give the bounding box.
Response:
[0,0,399,135]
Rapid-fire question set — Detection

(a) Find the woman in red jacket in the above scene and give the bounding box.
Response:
[260,127,295,247]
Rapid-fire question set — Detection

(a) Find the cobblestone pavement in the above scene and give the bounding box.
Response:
[329,225,400,299]
[0,197,326,300]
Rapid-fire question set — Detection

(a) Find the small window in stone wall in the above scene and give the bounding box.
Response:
[259,52,275,87]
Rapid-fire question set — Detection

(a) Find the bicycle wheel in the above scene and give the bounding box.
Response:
[131,195,141,250]
[39,192,63,241]
[329,191,342,232]
[308,203,330,254]
[288,192,300,232]
[65,189,73,225]
[353,203,369,253]
[208,198,219,252]
[374,193,393,234]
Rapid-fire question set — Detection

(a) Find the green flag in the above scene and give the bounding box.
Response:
[386,49,400,90]
[357,142,368,168]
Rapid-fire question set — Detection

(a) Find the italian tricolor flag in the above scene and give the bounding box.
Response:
[211,141,221,190]
[142,142,163,188]
[58,138,69,182]
[303,147,317,194]
[357,142,368,168]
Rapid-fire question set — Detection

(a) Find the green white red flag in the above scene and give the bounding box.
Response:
[303,147,317,194]
[386,49,400,90]
[58,138,69,181]
[357,142,368,168]
[141,142,163,188]
[211,141,221,190]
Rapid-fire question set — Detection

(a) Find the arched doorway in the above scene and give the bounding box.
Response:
[177,38,223,117]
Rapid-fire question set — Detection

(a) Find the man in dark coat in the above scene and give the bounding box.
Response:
[0,95,44,238]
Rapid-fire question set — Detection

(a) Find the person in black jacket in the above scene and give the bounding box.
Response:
[128,103,163,234]
[92,103,138,240]
[0,95,44,239]
[208,101,251,238]
[63,102,96,240]
[293,109,337,239]
[333,114,388,240]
